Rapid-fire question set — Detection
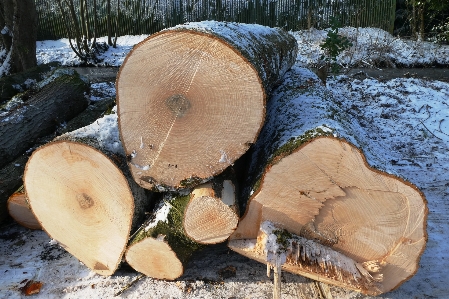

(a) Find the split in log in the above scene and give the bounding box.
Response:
[7,187,41,230]
[0,97,117,225]
[125,194,204,280]
[0,68,90,169]
[228,66,428,296]
[116,21,298,191]
[184,170,239,244]
[24,110,151,276]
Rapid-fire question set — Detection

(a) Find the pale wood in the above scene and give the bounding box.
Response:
[125,235,184,280]
[116,21,297,191]
[7,189,41,230]
[184,178,239,244]
[125,194,203,280]
[24,140,147,276]
[229,66,427,295]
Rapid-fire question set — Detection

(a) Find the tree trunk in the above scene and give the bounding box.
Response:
[125,193,204,280]
[0,68,89,169]
[228,66,428,296]
[116,21,298,191]
[23,110,151,276]
[0,0,37,75]
[0,97,116,225]
[183,170,239,244]
[7,188,41,230]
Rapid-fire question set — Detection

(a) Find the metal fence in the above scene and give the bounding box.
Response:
[36,0,396,40]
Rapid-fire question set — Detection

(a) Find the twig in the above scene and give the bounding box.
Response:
[114,273,145,297]
[419,121,442,140]
[438,119,449,137]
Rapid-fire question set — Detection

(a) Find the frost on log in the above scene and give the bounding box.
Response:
[23,112,150,276]
[116,21,298,191]
[228,66,428,295]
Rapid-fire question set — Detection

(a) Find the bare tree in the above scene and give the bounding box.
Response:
[0,0,37,76]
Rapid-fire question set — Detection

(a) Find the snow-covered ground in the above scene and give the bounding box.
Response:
[1,25,449,298]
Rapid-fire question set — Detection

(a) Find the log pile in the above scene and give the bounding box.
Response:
[6,21,427,296]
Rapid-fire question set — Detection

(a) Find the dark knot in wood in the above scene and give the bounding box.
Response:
[76,193,94,209]
[166,94,191,117]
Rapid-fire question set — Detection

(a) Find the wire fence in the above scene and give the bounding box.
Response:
[36,0,396,40]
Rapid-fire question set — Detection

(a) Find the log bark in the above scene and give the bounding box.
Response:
[0,68,90,169]
[183,170,239,244]
[0,96,116,225]
[24,111,151,276]
[7,188,41,230]
[228,66,428,295]
[0,62,59,105]
[125,193,204,280]
[116,21,298,191]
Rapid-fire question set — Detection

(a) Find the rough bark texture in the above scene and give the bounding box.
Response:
[0,0,37,74]
[229,66,428,295]
[116,21,298,191]
[126,193,204,280]
[0,96,116,225]
[0,68,89,169]
[0,62,59,106]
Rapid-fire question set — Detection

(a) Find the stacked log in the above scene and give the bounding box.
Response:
[24,109,150,276]
[0,68,90,224]
[14,21,427,297]
[116,21,298,191]
[228,66,428,296]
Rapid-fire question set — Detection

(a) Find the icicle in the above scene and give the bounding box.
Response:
[267,263,271,277]
[273,255,282,299]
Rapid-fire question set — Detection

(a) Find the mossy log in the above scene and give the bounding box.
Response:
[0,96,116,225]
[24,111,151,276]
[184,170,239,244]
[7,188,41,230]
[116,21,298,191]
[0,68,90,169]
[228,66,428,295]
[0,62,60,106]
[125,193,204,280]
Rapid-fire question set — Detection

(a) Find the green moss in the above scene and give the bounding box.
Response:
[179,176,205,189]
[132,195,204,265]
[272,228,293,251]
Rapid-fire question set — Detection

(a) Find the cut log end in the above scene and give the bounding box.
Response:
[24,141,136,276]
[184,180,239,244]
[184,195,239,244]
[125,236,184,280]
[231,137,427,295]
[7,190,41,230]
[117,22,298,190]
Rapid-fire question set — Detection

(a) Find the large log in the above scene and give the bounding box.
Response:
[0,97,116,225]
[125,193,204,280]
[0,68,90,169]
[116,21,298,191]
[228,66,428,295]
[24,111,151,276]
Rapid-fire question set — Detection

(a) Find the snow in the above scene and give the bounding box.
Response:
[1,23,449,298]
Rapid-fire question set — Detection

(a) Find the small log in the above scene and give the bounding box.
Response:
[125,194,203,280]
[24,111,150,276]
[228,66,428,295]
[116,21,298,191]
[0,68,90,168]
[7,188,41,230]
[184,171,239,244]
[0,97,116,225]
